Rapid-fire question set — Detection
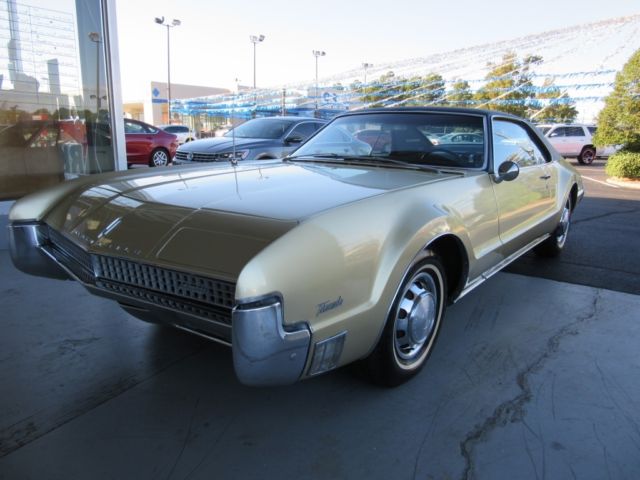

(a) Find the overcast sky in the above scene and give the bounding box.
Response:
[115,0,639,102]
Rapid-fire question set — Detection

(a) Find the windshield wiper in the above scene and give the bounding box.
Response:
[287,154,441,173]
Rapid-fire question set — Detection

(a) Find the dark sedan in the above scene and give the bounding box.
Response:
[173,116,326,164]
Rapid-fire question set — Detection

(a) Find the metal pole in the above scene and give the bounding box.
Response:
[315,56,318,111]
[253,41,256,89]
[166,24,171,123]
[96,38,101,112]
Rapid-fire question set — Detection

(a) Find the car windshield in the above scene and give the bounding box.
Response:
[224,118,296,139]
[289,113,486,169]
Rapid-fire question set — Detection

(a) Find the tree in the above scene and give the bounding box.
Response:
[447,80,473,107]
[533,78,578,123]
[593,48,640,152]
[421,73,446,105]
[474,52,542,117]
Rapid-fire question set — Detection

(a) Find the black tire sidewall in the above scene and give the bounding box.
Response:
[366,256,447,387]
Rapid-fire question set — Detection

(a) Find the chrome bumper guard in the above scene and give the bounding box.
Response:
[8,222,69,280]
[232,298,310,386]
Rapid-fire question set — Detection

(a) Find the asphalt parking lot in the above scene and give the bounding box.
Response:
[1,159,639,479]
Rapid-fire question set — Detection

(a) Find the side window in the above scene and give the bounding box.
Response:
[565,126,585,137]
[548,127,566,138]
[124,121,145,134]
[587,126,597,135]
[289,122,317,140]
[492,120,548,168]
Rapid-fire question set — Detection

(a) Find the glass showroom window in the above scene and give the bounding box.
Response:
[0,0,120,201]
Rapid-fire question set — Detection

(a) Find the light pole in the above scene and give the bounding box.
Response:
[155,16,181,124]
[312,50,326,112]
[88,32,101,112]
[249,34,265,89]
[362,62,373,85]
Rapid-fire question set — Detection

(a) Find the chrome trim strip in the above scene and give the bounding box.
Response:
[454,233,550,302]
[172,324,232,347]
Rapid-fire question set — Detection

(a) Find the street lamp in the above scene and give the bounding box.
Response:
[362,62,373,85]
[249,34,265,89]
[155,16,181,123]
[312,50,326,111]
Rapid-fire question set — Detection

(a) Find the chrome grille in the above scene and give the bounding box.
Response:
[44,226,236,325]
[45,227,94,283]
[174,151,222,162]
[94,256,235,309]
[96,280,233,325]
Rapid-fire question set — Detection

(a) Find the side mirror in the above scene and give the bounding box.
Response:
[285,135,304,144]
[493,160,520,183]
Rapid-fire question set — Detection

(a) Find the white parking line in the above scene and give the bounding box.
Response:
[581,175,620,188]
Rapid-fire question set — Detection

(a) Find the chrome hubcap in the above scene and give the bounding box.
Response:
[394,272,438,363]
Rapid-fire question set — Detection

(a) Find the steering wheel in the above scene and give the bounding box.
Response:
[420,148,460,164]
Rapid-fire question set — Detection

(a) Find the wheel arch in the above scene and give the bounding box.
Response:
[425,234,469,303]
[569,183,579,211]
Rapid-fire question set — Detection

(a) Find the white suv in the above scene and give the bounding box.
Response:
[539,124,618,165]
[159,124,197,145]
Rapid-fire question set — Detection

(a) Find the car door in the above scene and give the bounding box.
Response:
[124,119,152,164]
[491,118,555,251]
[547,126,570,155]
[561,126,587,157]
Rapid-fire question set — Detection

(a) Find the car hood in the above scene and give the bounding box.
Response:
[43,162,453,280]
[177,136,275,153]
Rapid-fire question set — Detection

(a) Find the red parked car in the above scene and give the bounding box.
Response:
[124,118,178,167]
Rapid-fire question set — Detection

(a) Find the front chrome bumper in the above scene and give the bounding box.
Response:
[232,298,311,386]
[8,221,311,386]
[8,222,69,280]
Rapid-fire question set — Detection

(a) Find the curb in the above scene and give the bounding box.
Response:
[606,177,640,189]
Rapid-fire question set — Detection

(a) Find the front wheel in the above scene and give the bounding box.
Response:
[363,256,447,387]
[149,148,170,167]
[578,147,596,165]
[535,198,572,257]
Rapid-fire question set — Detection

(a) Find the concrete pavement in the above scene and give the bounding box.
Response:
[1,247,639,479]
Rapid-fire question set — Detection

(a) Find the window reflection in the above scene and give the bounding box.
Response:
[0,0,116,200]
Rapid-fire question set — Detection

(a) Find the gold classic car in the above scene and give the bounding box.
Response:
[8,108,583,387]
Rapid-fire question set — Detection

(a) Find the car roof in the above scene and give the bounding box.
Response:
[250,116,325,122]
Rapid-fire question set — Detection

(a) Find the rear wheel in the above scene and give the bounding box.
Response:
[363,255,447,387]
[578,146,595,165]
[149,148,170,167]
[535,198,572,257]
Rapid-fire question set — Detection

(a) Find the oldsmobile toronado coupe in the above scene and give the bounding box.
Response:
[8,108,583,387]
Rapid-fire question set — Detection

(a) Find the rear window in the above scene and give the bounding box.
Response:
[164,126,189,133]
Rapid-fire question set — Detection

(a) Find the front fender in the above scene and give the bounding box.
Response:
[235,185,472,375]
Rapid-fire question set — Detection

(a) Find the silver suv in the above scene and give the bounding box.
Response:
[539,124,617,165]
